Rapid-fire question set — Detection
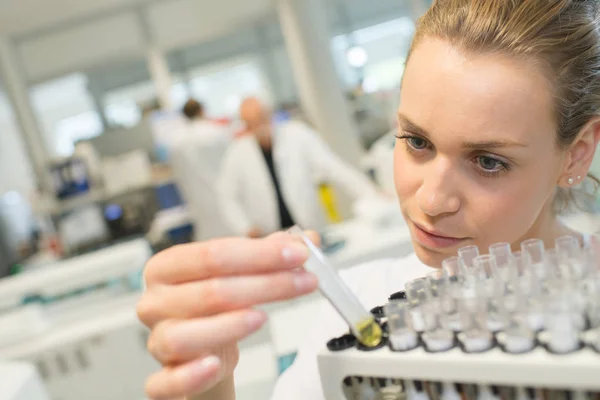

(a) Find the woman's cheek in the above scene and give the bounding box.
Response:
[393,148,419,201]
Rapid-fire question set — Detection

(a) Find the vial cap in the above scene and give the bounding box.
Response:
[326,333,357,352]
[389,290,407,301]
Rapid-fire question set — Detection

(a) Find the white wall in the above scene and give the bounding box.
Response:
[0,91,35,196]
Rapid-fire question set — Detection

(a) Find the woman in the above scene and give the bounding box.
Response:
[137,1,600,399]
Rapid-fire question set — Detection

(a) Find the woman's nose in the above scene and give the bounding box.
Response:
[416,165,461,217]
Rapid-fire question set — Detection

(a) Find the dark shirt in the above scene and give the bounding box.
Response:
[260,147,295,230]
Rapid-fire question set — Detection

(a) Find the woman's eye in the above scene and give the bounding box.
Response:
[407,137,429,150]
[477,156,504,171]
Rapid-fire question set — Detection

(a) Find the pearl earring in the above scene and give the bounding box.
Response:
[568,177,574,185]
[577,176,582,180]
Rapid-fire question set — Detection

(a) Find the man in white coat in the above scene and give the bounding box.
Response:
[217,97,378,238]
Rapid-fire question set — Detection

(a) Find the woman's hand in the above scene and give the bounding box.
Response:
[137,232,319,400]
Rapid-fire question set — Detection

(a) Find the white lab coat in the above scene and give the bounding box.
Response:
[170,121,234,240]
[270,252,433,400]
[217,121,378,236]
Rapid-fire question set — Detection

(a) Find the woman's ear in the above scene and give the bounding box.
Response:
[558,117,600,187]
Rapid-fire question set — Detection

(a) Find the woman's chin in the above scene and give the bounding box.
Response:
[411,241,450,269]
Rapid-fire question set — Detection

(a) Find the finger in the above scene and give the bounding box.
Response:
[144,234,310,285]
[145,355,223,400]
[138,270,318,326]
[148,310,266,364]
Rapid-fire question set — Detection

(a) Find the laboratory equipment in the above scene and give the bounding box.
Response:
[0,239,156,400]
[0,362,50,400]
[289,226,383,348]
[318,236,600,400]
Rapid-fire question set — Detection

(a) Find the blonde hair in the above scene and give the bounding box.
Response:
[409,0,600,211]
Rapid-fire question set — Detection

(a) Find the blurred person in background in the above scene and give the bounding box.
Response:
[182,98,232,143]
[217,96,378,238]
[169,99,234,240]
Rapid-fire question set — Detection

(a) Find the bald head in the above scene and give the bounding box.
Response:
[240,97,273,148]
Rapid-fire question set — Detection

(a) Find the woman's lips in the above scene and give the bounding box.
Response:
[411,221,468,249]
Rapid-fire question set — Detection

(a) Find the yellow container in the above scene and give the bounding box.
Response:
[318,183,343,224]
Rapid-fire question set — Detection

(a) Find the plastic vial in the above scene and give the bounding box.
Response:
[474,255,505,332]
[288,226,382,347]
[406,278,435,332]
[478,386,501,400]
[441,382,462,400]
[501,292,535,353]
[458,245,480,276]
[421,300,454,352]
[405,380,430,400]
[545,295,581,354]
[489,242,515,283]
[521,238,548,283]
[457,293,493,352]
[385,299,419,351]
[442,257,463,331]
[555,236,584,278]
[586,302,600,351]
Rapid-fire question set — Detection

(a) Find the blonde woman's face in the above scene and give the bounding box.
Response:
[395,38,567,267]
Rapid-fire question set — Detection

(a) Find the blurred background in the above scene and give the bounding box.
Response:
[0,0,598,399]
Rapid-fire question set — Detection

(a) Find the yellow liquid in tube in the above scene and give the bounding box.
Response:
[355,317,383,347]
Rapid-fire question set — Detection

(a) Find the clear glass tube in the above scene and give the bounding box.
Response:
[489,242,514,282]
[457,292,493,352]
[426,269,447,300]
[458,245,480,275]
[288,226,382,347]
[521,239,546,282]
[406,277,430,306]
[406,278,435,332]
[544,294,580,354]
[502,291,535,353]
[441,257,463,331]
[385,299,419,351]
[555,236,586,280]
[421,300,454,352]
[474,254,498,280]
[442,256,462,284]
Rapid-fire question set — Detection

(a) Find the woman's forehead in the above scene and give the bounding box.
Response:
[400,38,556,148]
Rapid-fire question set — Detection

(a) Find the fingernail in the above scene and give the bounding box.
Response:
[282,242,310,265]
[246,310,267,330]
[183,355,221,380]
[294,272,318,292]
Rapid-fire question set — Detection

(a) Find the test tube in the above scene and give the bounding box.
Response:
[544,294,581,354]
[458,245,480,275]
[288,226,382,347]
[457,292,493,352]
[489,242,514,283]
[406,278,435,331]
[555,236,586,280]
[521,238,546,281]
[474,255,504,332]
[385,299,419,351]
[501,291,535,354]
[421,299,454,352]
[441,257,463,331]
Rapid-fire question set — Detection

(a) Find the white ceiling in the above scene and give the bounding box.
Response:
[0,0,272,38]
[0,0,273,81]
[0,0,149,36]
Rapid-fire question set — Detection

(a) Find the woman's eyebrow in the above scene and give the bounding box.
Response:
[398,113,527,149]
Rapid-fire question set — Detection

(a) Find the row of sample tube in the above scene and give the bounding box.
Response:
[341,377,600,400]
[385,233,600,354]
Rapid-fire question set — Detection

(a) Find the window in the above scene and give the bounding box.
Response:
[30,73,103,157]
[187,57,273,118]
[332,16,416,91]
